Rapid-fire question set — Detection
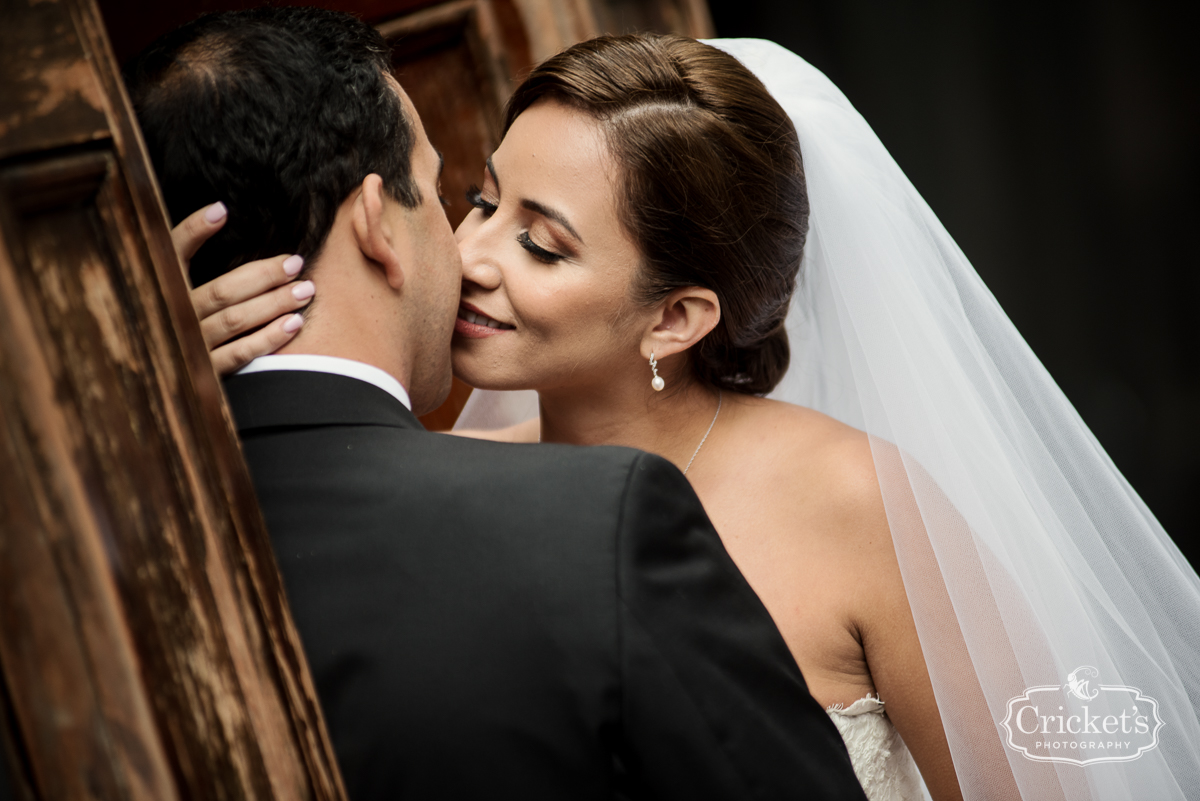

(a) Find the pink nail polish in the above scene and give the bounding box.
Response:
[283,254,304,276]
[291,281,315,301]
[283,314,304,333]
[204,202,227,223]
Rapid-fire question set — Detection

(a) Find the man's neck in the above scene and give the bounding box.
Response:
[277,329,409,385]
[273,261,414,398]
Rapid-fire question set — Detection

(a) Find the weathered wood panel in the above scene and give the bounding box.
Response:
[0,1,347,799]
[98,0,441,66]
[0,676,32,801]
[0,151,178,801]
[588,0,714,39]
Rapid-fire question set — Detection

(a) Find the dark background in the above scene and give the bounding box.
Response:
[708,0,1199,568]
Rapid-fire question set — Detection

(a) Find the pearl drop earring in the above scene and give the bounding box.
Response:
[649,353,665,391]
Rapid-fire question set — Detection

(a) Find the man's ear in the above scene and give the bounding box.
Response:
[351,173,405,290]
[639,287,721,361]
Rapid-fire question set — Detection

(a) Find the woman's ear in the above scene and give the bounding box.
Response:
[351,173,405,290]
[639,286,721,360]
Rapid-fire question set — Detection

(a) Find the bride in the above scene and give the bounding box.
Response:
[178,35,1200,801]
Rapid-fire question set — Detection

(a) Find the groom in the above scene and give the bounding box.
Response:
[127,8,865,799]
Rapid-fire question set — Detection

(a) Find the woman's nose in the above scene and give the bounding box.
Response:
[457,217,502,291]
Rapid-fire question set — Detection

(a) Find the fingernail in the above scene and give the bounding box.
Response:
[205,202,227,223]
[283,313,304,333]
[283,254,304,276]
[291,280,315,301]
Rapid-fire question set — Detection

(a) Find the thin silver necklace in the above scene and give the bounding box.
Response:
[683,390,722,475]
[538,389,723,475]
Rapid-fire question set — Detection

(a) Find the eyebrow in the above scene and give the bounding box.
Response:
[436,149,444,178]
[487,156,583,245]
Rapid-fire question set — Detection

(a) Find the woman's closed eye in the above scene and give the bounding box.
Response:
[466,184,497,216]
[518,232,564,264]
[468,184,565,264]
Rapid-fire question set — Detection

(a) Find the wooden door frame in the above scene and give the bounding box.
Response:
[0,1,346,798]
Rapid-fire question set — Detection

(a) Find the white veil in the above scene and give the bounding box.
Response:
[455,38,1200,800]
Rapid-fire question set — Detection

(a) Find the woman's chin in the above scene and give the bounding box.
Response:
[453,375,536,393]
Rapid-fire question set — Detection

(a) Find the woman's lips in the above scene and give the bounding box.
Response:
[455,304,514,338]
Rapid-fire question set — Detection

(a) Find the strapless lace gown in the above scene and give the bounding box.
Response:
[826,695,924,801]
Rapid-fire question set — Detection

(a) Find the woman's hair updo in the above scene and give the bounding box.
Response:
[504,34,809,394]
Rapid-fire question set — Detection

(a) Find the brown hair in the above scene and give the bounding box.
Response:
[504,34,808,394]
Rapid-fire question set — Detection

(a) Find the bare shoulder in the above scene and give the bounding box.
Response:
[447,417,539,443]
[744,398,878,498]
[733,397,890,551]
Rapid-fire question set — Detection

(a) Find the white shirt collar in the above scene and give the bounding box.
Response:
[234,354,412,411]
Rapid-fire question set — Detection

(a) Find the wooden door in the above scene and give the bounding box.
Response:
[0,1,345,798]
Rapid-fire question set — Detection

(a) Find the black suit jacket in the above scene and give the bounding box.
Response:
[226,370,865,800]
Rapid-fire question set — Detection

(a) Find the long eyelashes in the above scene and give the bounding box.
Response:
[465,184,497,216]
[467,184,565,264]
[517,232,564,264]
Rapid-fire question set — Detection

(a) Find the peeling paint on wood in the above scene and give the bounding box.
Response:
[0,1,348,799]
[0,0,110,160]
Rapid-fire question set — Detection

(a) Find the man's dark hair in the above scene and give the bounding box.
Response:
[126,6,419,287]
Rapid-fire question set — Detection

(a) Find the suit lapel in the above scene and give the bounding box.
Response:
[224,370,424,433]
